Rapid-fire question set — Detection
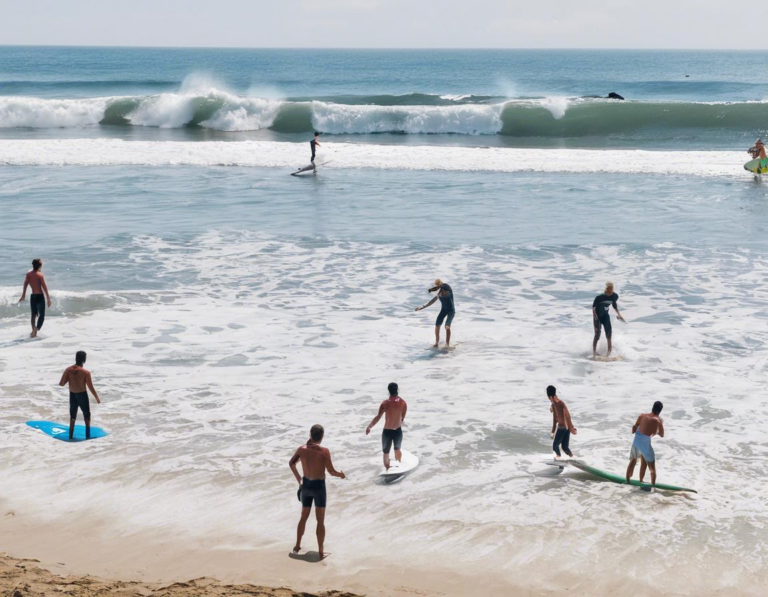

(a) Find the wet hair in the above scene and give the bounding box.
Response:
[429,279,443,293]
[314,131,320,136]
[310,424,324,442]
[652,401,663,415]
[32,258,42,271]
[546,385,557,397]
[605,281,614,291]
[75,351,87,367]
[388,382,398,396]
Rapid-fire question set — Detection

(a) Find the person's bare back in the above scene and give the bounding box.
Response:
[635,412,664,437]
[59,365,92,394]
[25,270,45,294]
[381,396,407,429]
[293,443,331,480]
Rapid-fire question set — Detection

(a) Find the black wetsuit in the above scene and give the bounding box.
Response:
[310,138,318,162]
[593,292,619,338]
[436,284,456,327]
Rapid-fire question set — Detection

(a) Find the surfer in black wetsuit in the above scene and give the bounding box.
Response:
[310,132,320,164]
[592,281,625,358]
[415,279,455,347]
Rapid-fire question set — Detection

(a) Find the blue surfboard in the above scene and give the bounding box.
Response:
[26,420,109,442]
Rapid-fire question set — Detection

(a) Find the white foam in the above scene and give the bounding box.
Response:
[0,97,108,128]
[0,138,749,177]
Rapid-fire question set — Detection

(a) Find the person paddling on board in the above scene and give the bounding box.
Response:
[547,385,576,459]
[366,382,408,470]
[592,281,625,358]
[59,351,101,440]
[415,279,455,347]
[626,401,664,488]
[310,132,321,166]
[18,258,52,338]
[289,424,345,559]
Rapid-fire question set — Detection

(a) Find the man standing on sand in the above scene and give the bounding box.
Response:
[592,281,625,358]
[626,401,664,488]
[59,351,101,440]
[366,382,408,470]
[289,424,345,559]
[547,385,576,459]
[415,279,455,348]
[18,258,52,338]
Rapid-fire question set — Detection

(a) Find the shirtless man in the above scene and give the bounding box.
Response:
[289,424,345,559]
[59,351,101,440]
[415,279,455,347]
[366,382,408,469]
[547,385,576,458]
[625,401,665,488]
[18,258,52,338]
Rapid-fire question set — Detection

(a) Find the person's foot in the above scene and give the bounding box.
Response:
[319,551,325,560]
[30,328,37,338]
[293,545,301,553]
[565,451,573,458]
[432,343,439,348]
[625,477,631,484]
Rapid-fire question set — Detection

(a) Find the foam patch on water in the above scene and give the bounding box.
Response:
[0,138,748,177]
[1,234,767,592]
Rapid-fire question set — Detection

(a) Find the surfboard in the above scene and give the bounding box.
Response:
[592,355,623,362]
[564,459,697,493]
[26,420,109,442]
[744,158,768,174]
[291,163,316,176]
[379,449,419,479]
[544,459,568,468]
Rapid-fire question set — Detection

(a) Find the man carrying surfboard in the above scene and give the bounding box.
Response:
[18,258,52,338]
[59,351,101,440]
[366,382,408,470]
[415,279,455,347]
[625,401,664,488]
[592,281,625,358]
[547,385,576,458]
[289,424,345,559]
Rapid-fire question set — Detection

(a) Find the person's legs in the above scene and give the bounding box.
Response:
[315,508,326,558]
[69,393,78,440]
[445,311,454,346]
[30,295,40,337]
[433,326,440,347]
[592,319,601,356]
[35,296,46,331]
[80,394,92,439]
[382,431,393,469]
[647,461,657,487]
[639,456,648,483]
[552,427,567,457]
[393,428,403,463]
[626,458,637,483]
[604,317,613,356]
[561,429,573,457]
[294,506,311,552]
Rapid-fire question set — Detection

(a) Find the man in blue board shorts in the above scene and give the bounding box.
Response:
[625,401,665,488]
[592,281,625,358]
[289,424,345,560]
[415,278,456,347]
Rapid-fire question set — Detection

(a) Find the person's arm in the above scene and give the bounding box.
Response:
[59,369,69,387]
[324,449,345,479]
[366,403,386,434]
[289,448,303,485]
[19,274,29,302]
[416,296,438,312]
[591,296,598,319]
[85,371,101,403]
[551,406,557,437]
[40,274,51,307]
[657,418,665,438]
[402,401,407,423]
[613,297,625,322]
[631,415,642,434]
[564,405,577,434]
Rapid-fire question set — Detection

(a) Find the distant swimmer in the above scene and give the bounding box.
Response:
[289,424,345,559]
[366,382,408,470]
[310,131,321,164]
[59,351,101,441]
[607,92,625,100]
[592,281,625,358]
[415,279,455,347]
[18,258,51,338]
[625,401,664,488]
[547,385,576,458]
[748,139,766,160]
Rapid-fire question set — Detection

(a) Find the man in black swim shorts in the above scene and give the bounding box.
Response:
[415,278,456,347]
[59,350,102,440]
[592,281,625,358]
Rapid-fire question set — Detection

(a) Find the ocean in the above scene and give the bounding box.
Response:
[1,47,767,595]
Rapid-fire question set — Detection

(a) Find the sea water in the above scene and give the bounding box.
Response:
[1,48,768,595]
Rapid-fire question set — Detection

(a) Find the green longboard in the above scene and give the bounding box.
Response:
[565,460,697,493]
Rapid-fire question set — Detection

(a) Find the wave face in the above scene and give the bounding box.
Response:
[2,90,768,137]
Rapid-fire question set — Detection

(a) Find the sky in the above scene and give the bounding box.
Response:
[2,0,768,49]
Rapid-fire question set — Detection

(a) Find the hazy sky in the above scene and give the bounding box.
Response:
[3,0,768,49]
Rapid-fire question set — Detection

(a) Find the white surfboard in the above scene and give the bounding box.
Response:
[291,163,316,176]
[592,355,623,362]
[379,449,419,479]
[543,459,570,468]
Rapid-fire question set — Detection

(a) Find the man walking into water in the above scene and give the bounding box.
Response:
[592,281,625,358]
[310,132,320,164]
[415,279,455,347]
[18,258,51,338]
[289,424,345,559]
[626,401,664,488]
[59,351,101,440]
[366,382,408,470]
[547,385,576,458]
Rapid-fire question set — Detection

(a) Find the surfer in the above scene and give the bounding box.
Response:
[625,401,665,488]
[59,351,101,440]
[547,385,576,458]
[366,382,408,470]
[18,258,52,338]
[592,281,625,358]
[310,132,321,164]
[748,139,766,160]
[415,279,455,347]
[289,424,345,559]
